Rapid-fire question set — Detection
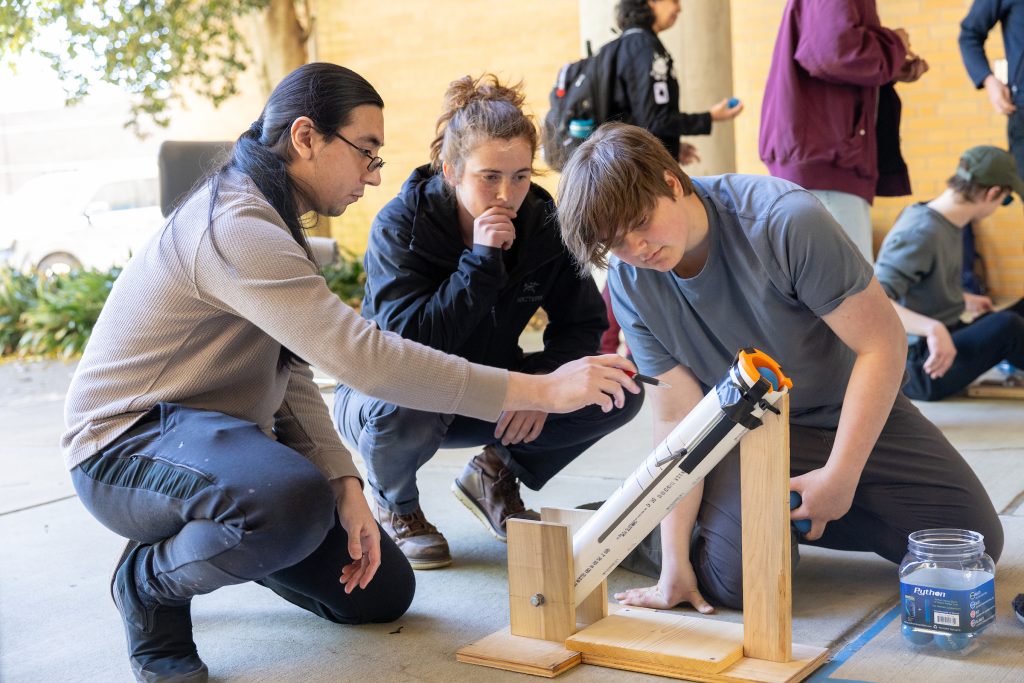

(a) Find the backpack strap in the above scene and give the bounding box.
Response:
[598,33,630,123]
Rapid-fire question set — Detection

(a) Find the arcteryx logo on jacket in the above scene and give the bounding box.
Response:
[518,281,543,303]
[359,165,607,374]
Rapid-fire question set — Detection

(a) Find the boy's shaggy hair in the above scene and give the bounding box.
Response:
[556,123,693,272]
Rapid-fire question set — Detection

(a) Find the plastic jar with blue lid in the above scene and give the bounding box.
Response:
[899,528,995,653]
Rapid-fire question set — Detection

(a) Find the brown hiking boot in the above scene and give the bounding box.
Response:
[375,503,452,570]
[451,445,540,542]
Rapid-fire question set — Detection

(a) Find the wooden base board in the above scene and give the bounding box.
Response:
[967,380,1024,399]
[455,627,581,678]
[457,610,828,682]
[581,642,828,683]
[565,607,745,674]
[568,609,826,682]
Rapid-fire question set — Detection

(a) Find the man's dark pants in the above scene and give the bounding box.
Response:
[71,403,414,622]
[904,300,1024,401]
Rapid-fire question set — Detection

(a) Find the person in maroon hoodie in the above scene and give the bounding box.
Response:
[759,0,928,264]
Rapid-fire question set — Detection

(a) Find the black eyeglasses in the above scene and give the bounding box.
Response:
[332,132,385,172]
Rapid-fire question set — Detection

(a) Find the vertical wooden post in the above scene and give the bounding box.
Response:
[508,519,577,642]
[739,394,792,662]
[541,507,609,627]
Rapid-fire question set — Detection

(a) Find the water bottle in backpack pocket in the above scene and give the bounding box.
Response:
[541,39,622,171]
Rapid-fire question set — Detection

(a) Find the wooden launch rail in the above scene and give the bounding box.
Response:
[456,395,828,682]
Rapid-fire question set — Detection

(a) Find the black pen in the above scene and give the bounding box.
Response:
[624,369,672,389]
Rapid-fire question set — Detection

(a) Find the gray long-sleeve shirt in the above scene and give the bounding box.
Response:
[62,170,507,479]
[874,202,965,336]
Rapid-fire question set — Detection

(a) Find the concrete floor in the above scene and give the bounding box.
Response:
[1,357,1021,683]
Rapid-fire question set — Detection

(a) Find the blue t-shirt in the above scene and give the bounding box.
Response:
[609,174,873,429]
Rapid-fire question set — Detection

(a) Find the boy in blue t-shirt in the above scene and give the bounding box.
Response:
[556,123,1002,612]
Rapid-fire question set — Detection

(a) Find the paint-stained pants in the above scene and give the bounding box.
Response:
[71,403,414,623]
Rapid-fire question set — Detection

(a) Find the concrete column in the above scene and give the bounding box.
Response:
[578,0,619,53]
[577,0,737,175]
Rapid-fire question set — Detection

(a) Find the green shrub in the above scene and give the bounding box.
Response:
[0,267,39,355]
[17,268,121,358]
[0,245,368,360]
[321,247,366,310]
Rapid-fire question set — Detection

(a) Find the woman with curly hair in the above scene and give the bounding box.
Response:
[333,74,643,570]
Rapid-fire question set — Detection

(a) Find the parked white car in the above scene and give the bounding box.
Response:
[0,166,342,275]
[0,168,164,274]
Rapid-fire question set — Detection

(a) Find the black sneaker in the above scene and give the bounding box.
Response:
[110,541,208,682]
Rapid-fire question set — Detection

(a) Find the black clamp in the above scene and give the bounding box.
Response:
[676,360,776,474]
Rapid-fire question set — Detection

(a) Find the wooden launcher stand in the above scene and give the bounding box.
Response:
[457,396,828,681]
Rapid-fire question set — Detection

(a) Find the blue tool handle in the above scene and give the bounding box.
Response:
[727,97,741,108]
[789,491,812,534]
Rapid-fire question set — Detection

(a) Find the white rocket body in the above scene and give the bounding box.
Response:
[571,358,788,605]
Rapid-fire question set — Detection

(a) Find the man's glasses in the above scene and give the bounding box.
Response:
[333,132,385,172]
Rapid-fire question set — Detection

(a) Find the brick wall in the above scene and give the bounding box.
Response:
[313,1,1022,296]
[732,0,1022,297]
[314,2,580,253]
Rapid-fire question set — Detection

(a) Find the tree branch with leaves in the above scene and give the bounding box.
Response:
[0,0,310,134]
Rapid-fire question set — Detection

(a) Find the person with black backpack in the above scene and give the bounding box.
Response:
[593,0,743,354]
[613,0,742,165]
[542,0,742,174]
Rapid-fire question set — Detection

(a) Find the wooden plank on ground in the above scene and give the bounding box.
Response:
[580,642,827,682]
[455,627,581,678]
[967,381,1024,399]
[565,608,744,674]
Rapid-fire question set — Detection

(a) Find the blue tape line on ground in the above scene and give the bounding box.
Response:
[807,604,901,682]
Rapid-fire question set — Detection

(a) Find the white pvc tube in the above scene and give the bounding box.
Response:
[571,353,789,605]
